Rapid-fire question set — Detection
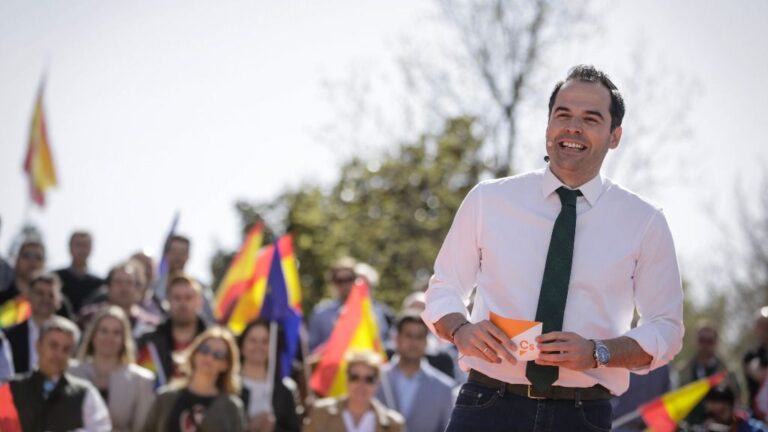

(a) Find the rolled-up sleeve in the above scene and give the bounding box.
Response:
[623,210,684,374]
[422,184,482,340]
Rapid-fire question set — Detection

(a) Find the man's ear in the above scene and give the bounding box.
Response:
[609,126,622,150]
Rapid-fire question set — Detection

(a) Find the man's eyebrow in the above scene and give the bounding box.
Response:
[584,110,605,119]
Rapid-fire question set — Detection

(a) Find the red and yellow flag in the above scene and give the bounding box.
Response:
[276,234,302,314]
[640,371,727,432]
[214,224,264,322]
[0,298,31,328]
[225,244,274,335]
[24,81,57,207]
[0,382,22,432]
[309,279,385,397]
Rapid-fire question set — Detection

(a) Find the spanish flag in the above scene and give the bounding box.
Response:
[0,383,22,432]
[0,298,31,328]
[24,80,57,207]
[309,279,385,397]
[225,243,273,335]
[639,371,727,432]
[214,223,264,322]
[276,234,302,314]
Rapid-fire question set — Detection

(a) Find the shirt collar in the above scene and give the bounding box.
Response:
[541,166,605,206]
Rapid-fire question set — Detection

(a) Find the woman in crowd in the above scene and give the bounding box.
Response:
[239,319,300,432]
[306,350,403,432]
[143,326,245,432]
[70,305,156,432]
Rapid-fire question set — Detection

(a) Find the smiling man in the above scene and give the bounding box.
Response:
[422,65,684,431]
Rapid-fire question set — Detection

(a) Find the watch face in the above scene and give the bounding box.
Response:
[597,346,610,364]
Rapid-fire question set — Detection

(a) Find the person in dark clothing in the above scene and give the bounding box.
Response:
[239,319,301,432]
[744,307,768,420]
[54,231,104,315]
[1,316,111,431]
[137,273,207,385]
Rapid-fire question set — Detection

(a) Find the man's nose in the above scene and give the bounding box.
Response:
[565,118,583,134]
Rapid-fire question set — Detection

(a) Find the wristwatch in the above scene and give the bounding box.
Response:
[592,340,611,368]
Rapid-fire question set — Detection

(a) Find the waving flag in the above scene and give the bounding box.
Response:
[214,224,264,321]
[226,244,274,334]
[0,298,30,328]
[276,234,302,314]
[309,279,385,397]
[154,211,180,300]
[24,79,57,207]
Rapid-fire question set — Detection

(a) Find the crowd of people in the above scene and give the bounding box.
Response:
[0,227,766,432]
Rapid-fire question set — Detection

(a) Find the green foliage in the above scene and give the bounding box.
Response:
[210,117,487,312]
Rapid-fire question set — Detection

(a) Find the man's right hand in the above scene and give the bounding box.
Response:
[436,313,517,364]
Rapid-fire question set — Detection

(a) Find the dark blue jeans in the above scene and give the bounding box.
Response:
[446,380,613,432]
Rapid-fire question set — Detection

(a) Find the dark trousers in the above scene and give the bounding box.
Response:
[446,380,613,432]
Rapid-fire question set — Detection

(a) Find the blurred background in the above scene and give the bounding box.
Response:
[1,0,767,380]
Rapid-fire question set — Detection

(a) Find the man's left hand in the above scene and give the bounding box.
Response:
[533,331,595,371]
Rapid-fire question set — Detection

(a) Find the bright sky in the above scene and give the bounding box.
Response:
[1,1,766,300]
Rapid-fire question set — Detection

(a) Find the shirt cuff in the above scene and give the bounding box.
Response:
[623,324,672,375]
[421,294,468,342]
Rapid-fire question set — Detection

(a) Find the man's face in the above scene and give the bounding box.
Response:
[37,330,74,377]
[29,281,61,320]
[15,244,45,281]
[704,399,733,425]
[331,268,356,300]
[166,240,189,273]
[396,321,428,362]
[107,270,139,309]
[70,235,92,263]
[545,80,621,186]
[168,282,201,325]
[696,328,718,358]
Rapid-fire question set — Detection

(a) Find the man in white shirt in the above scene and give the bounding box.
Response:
[422,65,684,431]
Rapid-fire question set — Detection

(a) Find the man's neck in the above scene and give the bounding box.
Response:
[30,314,49,327]
[14,277,31,297]
[172,320,198,343]
[70,261,88,274]
[397,357,422,377]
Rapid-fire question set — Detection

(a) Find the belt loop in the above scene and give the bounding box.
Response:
[496,380,506,397]
[574,389,582,408]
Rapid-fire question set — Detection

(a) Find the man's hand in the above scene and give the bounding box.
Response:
[453,320,518,364]
[534,331,595,371]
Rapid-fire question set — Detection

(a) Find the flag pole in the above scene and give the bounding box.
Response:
[298,323,316,402]
[611,408,641,430]
[266,320,278,413]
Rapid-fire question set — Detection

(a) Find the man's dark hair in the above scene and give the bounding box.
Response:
[705,385,735,406]
[165,234,190,252]
[548,64,625,131]
[396,309,428,334]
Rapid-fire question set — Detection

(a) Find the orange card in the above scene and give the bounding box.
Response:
[489,311,542,361]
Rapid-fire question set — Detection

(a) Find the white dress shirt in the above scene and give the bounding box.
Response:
[342,409,376,432]
[422,167,684,396]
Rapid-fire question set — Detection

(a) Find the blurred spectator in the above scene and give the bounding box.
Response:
[0,239,45,307]
[137,273,207,385]
[305,350,404,432]
[54,231,105,315]
[308,258,394,352]
[681,323,740,426]
[238,319,300,432]
[744,307,768,420]
[130,251,166,320]
[79,261,160,339]
[377,311,454,432]
[0,216,13,294]
[158,235,216,324]
[6,271,64,373]
[700,385,768,432]
[0,329,14,381]
[2,316,111,431]
[70,306,156,432]
[611,365,671,431]
[142,326,246,432]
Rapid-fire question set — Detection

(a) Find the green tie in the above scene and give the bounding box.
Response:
[526,186,580,392]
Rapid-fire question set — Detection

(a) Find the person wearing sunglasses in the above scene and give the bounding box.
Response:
[143,326,246,432]
[306,350,403,432]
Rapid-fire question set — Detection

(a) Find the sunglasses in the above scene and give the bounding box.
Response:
[348,373,377,385]
[197,344,228,360]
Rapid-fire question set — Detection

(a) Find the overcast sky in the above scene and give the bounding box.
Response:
[1,1,766,301]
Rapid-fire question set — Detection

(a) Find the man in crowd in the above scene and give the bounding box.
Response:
[130,250,166,320]
[308,257,394,351]
[681,323,740,426]
[54,231,104,315]
[157,235,215,323]
[702,385,768,432]
[6,271,63,373]
[377,310,455,432]
[423,65,684,431]
[1,316,111,431]
[744,306,768,420]
[0,239,46,308]
[137,272,207,385]
[78,261,160,338]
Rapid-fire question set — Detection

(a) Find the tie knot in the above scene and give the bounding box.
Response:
[556,187,581,207]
